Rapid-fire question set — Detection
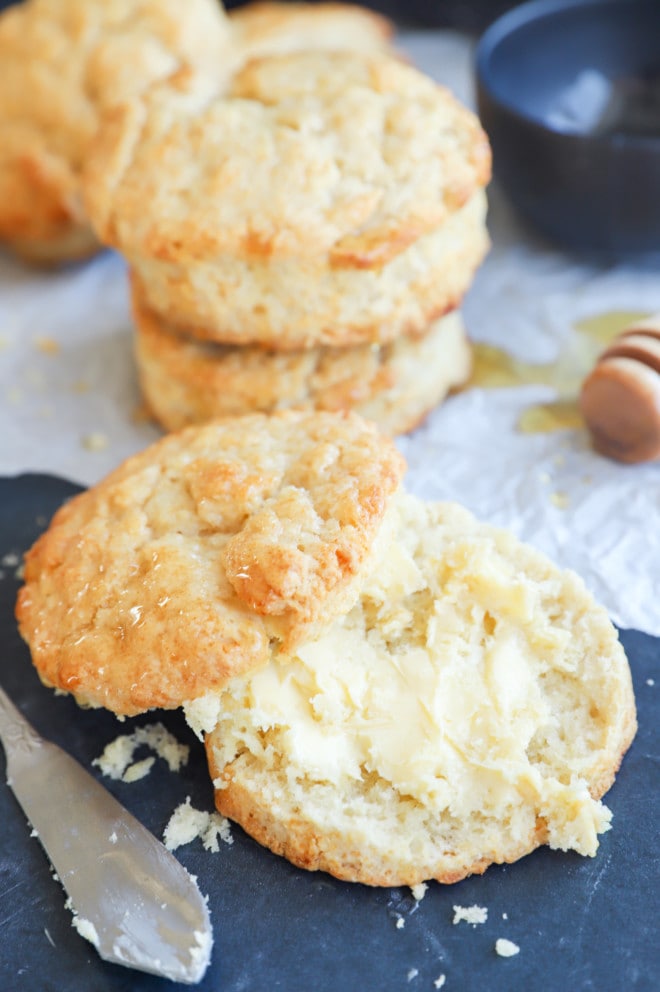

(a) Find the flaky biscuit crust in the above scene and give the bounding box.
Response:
[0,0,229,261]
[16,412,405,715]
[83,51,491,266]
[132,289,472,434]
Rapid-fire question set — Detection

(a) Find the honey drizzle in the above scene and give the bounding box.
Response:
[465,310,649,435]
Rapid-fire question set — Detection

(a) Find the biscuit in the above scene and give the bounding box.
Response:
[204,493,637,886]
[0,0,230,263]
[83,52,491,348]
[16,412,405,715]
[132,287,472,435]
[128,190,489,350]
[229,2,394,61]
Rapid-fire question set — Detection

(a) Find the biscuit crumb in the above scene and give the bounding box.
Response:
[647,678,655,687]
[163,797,233,852]
[81,432,109,452]
[93,722,189,781]
[453,904,488,926]
[1,552,19,568]
[550,490,570,509]
[410,882,427,902]
[34,335,60,355]
[121,756,155,782]
[396,917,405,930]
[72,915,99,948]
[406,968,418,981]
[495,938,520,958]
[183,693,223,740]
[433,976,446,989]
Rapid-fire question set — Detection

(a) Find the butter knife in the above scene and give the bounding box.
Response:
[0,685,213,984]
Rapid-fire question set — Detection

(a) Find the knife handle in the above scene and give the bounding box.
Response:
[0,686,43,776]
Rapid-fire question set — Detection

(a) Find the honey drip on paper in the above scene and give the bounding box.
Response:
[517,400,583,435]
[466,310,648,434]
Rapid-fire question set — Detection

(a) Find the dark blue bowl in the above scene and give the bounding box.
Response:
[476,0,660,255]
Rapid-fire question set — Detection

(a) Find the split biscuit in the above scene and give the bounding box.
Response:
[204,493,637,886]
[0,0,230,264]
[16,412,405,715]
[15,406,636,886]
[132,287,472,435]
[83,51,491,348]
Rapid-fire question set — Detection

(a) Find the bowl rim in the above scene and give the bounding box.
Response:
[475,0,660,149]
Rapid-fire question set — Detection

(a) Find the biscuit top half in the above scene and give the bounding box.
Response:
[16,411,405,716]
[0,0,230,243]
[83,51,491,267]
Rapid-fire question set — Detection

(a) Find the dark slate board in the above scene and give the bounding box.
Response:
[0,473,658,992]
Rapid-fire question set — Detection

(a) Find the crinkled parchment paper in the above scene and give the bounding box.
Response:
[0,31,658,634]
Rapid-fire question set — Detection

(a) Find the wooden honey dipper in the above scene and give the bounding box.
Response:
[580,314,660,463]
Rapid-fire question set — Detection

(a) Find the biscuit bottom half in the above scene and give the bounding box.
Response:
[132,294,472,436]
[197,493,637,886]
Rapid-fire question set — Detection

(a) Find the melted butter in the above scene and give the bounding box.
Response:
[213,495,613,856]
[465,310,650,435]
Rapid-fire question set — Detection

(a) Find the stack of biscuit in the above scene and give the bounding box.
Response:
[77,10,491,435]
[17,410,637,886]
[0,0,489,433]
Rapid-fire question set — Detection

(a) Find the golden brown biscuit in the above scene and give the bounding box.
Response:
[204,494,637,886]
[132,287,472,435]
[229,2,394,61]
[16,411,405,715]
[83,52,491,347]
[126,189,489,350]
[0,0,230,263]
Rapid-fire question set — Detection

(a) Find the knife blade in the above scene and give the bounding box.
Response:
[0,685,213,984]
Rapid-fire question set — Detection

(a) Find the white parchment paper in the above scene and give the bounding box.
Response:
[1,32,659,634]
